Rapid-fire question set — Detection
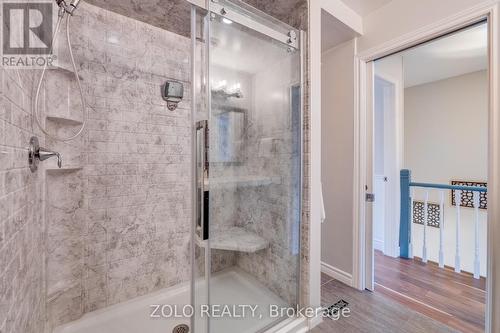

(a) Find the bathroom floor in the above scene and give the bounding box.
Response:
[311,274,457,333]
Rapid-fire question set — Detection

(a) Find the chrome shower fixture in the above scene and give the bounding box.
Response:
[161,80,184,111]
[55,0,82,15]
[28,137,62,172]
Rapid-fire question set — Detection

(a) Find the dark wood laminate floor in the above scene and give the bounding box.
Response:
[311,275,457,333]
[374,250,486,333]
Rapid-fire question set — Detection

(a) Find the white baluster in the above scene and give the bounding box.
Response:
[454,190,462,273]
[422,190,429,263]
[409,188,415,259]
[438,190,445,268]
[473,191,481,279]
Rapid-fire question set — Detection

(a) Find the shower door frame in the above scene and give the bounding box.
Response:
[189,1,305,332]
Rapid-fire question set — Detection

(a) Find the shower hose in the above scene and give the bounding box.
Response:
[33,12,86,142]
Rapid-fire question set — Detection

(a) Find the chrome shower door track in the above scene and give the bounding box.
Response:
[186,0,300,50]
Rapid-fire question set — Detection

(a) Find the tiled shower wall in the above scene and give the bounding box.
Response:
[0,69,46,332]
[43,3,194,329]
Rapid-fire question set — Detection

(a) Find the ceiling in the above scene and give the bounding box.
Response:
[403,23,488,88]
[321,10,358,52]
[85,0,306,38]
[321,0,392,52]
[340,0,392,17]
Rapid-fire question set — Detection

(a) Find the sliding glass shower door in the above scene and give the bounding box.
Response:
[191,1,302,332]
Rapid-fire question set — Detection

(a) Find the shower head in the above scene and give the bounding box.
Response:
[55,0,82,15]
[67,0,82,14]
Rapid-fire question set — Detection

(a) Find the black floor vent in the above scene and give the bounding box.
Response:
[323,299,349,320]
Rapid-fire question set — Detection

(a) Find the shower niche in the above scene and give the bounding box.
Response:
[38,59,85,171]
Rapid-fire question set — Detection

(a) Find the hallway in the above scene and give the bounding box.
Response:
[374,250,486,333]
[314,250,486,333]
[312,274,456,333]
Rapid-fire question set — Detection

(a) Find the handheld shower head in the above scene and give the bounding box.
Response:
[55,0,82,15]
[67,0,82,14]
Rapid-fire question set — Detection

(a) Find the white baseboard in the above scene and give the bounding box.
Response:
[267,317,309,333]
[374,239,384,252]
[321,262,353,287]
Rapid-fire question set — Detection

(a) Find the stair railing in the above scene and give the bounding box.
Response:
[400,169,487,279]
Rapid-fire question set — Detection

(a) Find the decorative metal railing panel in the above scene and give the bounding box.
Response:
[400,169,487,279]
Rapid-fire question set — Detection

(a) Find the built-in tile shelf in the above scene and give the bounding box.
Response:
[48,64,83,80]
[209,176,281,188]
[46,167,83,174]
[46,116,84,126]
[196,227,269,253]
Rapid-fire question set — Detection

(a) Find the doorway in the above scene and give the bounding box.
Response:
[368,22,489,333]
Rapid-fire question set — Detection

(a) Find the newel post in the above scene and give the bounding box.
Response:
[399,169,411,259]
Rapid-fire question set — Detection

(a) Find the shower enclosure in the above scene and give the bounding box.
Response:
[190,1,303,332]
[0,0,302,332]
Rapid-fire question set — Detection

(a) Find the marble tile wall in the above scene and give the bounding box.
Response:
[43,2,195,329]
[84,0,307,38]
[0,69,46,332]
[84,0,310,312]
[300,34,310,307]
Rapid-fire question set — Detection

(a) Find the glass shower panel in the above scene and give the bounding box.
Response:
[192,6,210,333]
[207,4,302,333]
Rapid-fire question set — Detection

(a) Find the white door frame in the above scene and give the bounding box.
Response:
[353,3,500,333]
[374,72,404,259]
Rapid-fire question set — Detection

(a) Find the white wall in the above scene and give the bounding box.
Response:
[358,0,495,53]
[321,40,356,277]
[405,70,488,276]
[374,80,385,175]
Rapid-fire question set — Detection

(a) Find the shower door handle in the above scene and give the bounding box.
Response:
[196,120,209,241]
